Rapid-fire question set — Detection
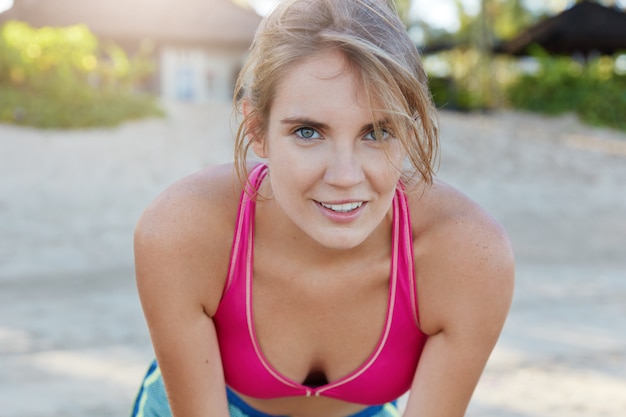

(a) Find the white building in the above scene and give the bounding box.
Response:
[0,0,262,102]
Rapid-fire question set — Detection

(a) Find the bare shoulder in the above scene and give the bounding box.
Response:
[134,163,244,315]
[407,178,513,260]
[406,178,515,336]
[135,163,242,240]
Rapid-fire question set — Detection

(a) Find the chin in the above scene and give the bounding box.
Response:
[309,229,371,251]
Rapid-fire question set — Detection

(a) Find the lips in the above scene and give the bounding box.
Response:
[317,201,364,213]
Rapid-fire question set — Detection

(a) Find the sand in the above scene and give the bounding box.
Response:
[1,101,625,416]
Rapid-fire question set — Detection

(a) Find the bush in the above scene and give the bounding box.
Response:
[507,46,626,131]
[0,21,163,128]
[424,46,521,112]
[429,75,485,112]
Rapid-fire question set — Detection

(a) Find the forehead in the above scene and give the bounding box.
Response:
[271,49,371,112]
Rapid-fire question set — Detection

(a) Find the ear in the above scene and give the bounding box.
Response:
[243,101,268,159]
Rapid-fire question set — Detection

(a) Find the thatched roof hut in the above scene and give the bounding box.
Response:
[494,1,626,57]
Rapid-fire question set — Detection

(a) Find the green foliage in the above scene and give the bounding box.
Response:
[452,0,536,44]
[429,76,477,111]
[391,0,411,25]
[416,0,626,131]
[425,47,510,111]
[487,0,535,41]
[0,21,163,128]
[507,47,626,131]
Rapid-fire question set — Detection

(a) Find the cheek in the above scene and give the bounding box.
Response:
[388,140,408,165]
[369,143,406,179]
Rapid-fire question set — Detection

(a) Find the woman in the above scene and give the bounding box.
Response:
[131,1,515,416]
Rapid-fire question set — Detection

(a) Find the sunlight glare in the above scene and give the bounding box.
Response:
[247,0,478,30]
[616,54,626,76]
[0,0,13,14]
[411,0,479,31]
[248,0,278,16]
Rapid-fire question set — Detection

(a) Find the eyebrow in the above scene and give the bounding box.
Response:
[280,117,330,131]
[280,117,392,134]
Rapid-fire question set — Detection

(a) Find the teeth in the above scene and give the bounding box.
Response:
[320,201,363,213]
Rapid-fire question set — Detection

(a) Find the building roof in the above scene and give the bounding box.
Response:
[0,0,262,47]
[494,1,626,56]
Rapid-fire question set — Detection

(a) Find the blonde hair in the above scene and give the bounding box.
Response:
[233,0,439,186]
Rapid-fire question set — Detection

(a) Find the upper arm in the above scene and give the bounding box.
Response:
[404,184,515,416]
[134,166,239,417]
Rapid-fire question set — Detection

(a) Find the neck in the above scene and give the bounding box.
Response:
[255,197,394,268]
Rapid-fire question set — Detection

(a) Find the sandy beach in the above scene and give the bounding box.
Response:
[1,101,625,417]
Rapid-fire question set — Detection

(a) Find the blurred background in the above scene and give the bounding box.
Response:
[0,1,625,416]
[2,0,626,129]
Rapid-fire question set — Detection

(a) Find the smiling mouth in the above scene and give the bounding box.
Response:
[318,201,364,213]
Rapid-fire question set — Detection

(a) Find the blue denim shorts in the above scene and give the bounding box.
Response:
[131,360,401,417]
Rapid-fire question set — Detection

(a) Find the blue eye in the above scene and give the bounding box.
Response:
[294,127,320,139]
[365,129,390,141]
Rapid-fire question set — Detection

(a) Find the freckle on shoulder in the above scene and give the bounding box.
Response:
[407,178,510,249]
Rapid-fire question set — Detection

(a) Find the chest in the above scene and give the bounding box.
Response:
[212,216,427,406]
[252,250,391,384]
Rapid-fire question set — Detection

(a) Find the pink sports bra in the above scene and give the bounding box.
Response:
[213,164,428,405]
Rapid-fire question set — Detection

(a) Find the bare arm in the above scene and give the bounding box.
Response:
[134,168,238,417]
[403,185,515,417]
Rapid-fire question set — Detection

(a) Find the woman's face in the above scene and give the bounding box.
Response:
[251,49,406,250]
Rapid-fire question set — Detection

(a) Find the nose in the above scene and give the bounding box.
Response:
[323,142,365,188]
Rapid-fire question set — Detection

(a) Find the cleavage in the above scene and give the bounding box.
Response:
[302,369,329,388]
